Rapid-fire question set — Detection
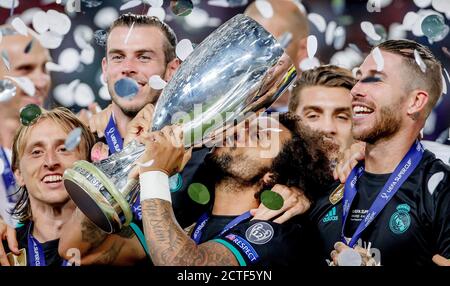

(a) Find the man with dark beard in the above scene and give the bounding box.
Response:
[309,40,450,266]
[135,113,333,266]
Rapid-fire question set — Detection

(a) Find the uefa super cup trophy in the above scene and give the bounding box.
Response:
[63,14,297,233]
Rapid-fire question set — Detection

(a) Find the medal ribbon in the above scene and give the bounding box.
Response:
[191,211,252,245]
[105,114,124,155]
[0,147,16,203]
[342,140,424,247]
[27,223,69,266]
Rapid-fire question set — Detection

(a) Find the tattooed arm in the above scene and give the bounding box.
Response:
[141,199,238,266]
[58,208,146,265]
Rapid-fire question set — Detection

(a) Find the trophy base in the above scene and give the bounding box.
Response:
[63,160,133,234]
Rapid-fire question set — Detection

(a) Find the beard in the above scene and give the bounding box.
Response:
[204,151,269,188]
[353,104,403,144]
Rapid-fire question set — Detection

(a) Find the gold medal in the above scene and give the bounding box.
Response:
[7,248,27,266]
[329,184,344,205]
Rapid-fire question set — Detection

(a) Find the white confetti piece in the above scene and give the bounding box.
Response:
[307,35,317,59]
[32,11,49,34]
[120,0,142,11]
[361,21,382,41]
[58,48,80,73]
[255,0,273,19]
[74,83,95,107]
[47,10,71,36]
[99,85,111,100]
[45,62,65,72]
[0,0,19,9]
[149,75,167,90]
[11,17,28,36]
[427,171,444,195]
[147,6,166,21]
[414,49,427,73]
[37,31,63,49]
[414,0,432,8]
[176,39,194,61]
[94,7,119,29]
[124,22,135,45]
[299,57,320,71]
[325,21,337,46]
[5,76,35,97]
[308,13,327,33]
[333,26,346,50]
[371,47,384,72]
[80,46,95,65]
[145,0,163,7]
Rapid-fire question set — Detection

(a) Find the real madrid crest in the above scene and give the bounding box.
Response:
[329,184,344,205]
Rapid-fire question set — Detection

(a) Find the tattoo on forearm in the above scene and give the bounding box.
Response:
[81,218,108,250]
[141,199,238,266]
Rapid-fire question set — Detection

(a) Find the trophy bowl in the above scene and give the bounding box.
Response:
[63,14,297,233]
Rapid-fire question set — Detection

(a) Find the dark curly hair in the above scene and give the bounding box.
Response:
[270,112,336,201]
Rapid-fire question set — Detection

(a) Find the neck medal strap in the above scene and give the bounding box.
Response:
[342,140,424,247]
[104,113,124,155]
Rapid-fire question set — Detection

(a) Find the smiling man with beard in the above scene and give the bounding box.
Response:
[309,40,450,266]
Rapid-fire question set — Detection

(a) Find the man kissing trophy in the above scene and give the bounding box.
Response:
[63,14,297,233]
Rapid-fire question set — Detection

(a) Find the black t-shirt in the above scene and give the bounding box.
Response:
[2,221,64,266]
[197,214,320,266]
[309,150,450,266]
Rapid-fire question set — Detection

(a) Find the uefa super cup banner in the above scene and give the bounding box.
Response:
[63,14,297,233]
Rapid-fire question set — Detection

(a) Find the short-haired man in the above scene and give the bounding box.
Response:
[310,40,450,266]
[289,65,355,156]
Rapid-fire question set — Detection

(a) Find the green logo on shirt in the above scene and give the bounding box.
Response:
[322,207,338,223]
[389,204,411,234]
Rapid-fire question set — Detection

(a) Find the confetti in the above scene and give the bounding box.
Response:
[58,48,81,73]
[11,17,28,36]
[371,47,384,72]
[32,11,50,34]
[432,0,450,14]
[413,0,432,8]
[94,7,119,29]
[65,128,82,151]
[307,35,318,59]
[0,79,16,102]
[0,0,19,9]
[80,46,95,65]
[74,83,95,107]
[414,49,427,73]
[299,57,320,71]
[361,21,381,41]
[37,31,64,49]
[124,22,135,44]
[145,0,164,6]
[94,29,107,47]
[147,6,166,21]
[261,190,284,210]
[5,76,35,97]
[148,75,167,90]
[120,0,142,11]
[114,77,140,98]
[188,183,210,205]
[207,0,248,8]
[170,0,193,17]
[325,21,337,45]
[308,13,327,33]
[19,104,41,126]
[53,84,75,107]
[421,14,449,43]
[333,26,346,50]
[82,0,103,8]
[98,85,111,100]
[176,39,194,61]
[73,25,94,49]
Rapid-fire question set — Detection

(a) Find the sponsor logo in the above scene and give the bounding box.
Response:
[322,207,338,223]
